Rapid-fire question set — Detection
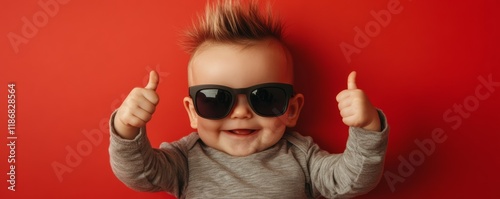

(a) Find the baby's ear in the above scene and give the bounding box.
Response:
[183,97,198,129]
[285,93,304,127]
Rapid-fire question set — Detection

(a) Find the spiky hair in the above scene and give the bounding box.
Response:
[183,0,284,54]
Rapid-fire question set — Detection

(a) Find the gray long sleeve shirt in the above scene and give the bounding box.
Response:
[109,111,389,199]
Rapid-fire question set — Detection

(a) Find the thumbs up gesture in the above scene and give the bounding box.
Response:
[336,71,381,132]
[114,71,160,139]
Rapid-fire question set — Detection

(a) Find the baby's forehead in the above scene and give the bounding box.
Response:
[187,39,294,86]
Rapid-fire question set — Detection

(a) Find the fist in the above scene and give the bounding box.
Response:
[336,71,381,132]
[114,71,160,139]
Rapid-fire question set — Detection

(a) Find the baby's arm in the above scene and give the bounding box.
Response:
[309,71,388,198]
[307,116,388,198]
[109,71,188,196]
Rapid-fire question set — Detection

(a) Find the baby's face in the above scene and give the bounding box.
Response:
[184,38,303,157]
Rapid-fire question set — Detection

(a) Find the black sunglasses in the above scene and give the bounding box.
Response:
[189,83,294,119]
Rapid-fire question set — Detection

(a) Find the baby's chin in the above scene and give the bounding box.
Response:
[197,128,286,157]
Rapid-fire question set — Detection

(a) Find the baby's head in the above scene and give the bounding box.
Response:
[182,0,304,156]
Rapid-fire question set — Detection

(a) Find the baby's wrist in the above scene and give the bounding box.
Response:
[362,111,381,132]
[113,116,140,139]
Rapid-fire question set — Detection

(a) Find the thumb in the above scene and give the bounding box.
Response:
[145,70,159,91]
[347,71,357,90]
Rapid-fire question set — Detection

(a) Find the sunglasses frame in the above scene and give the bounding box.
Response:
[189,83,294,119]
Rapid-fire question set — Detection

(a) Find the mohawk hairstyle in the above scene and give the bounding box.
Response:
[182,0,284,55]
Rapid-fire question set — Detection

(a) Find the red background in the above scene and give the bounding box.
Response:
[1,0,499,198]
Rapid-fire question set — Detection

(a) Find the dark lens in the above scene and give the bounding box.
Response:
[196,89,233,119]
[250,87,288,116]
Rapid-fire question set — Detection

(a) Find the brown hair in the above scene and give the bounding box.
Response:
[182,0,285,55]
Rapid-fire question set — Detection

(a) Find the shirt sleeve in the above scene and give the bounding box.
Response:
[108,110,190,197]
[308,109,389,198]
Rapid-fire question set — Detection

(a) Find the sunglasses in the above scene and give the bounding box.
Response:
[189,83,294,119]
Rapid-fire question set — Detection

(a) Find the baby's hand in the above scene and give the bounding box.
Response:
[114,71,160,139]
[336,71,381,132]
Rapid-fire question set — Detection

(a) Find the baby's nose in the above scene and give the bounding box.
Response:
[229,95,252,119]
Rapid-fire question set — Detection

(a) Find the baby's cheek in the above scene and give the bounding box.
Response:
[269,116,287,133]
[198,117,221,130]
[196,119,224,147]
[197,118,223,132]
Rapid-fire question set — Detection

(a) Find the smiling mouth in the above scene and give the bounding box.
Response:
[228,129,256,135]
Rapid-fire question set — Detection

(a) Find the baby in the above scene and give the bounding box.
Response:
[109,1,389,198]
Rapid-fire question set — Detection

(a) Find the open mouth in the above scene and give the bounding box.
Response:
[228,129,256,135]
